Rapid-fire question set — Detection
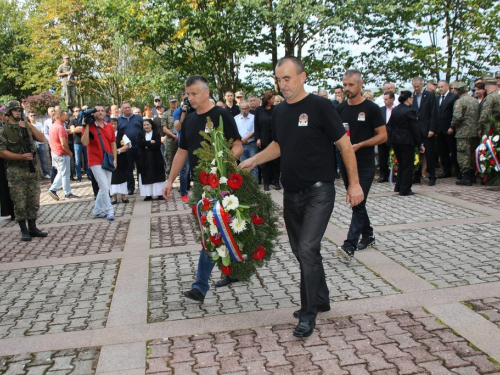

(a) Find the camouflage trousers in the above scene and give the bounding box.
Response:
[165,140,178,178]
[7,165,40,221]
[456,137,479,174]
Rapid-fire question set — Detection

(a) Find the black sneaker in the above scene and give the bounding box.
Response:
[357,236,376,250]
[48,190,59,201]
[183,288,205,303]
[337,242,355,260]
[64,193,80,199]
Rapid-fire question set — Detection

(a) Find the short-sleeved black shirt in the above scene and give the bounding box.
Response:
[179,106,241,168]
[272,94,346,192]
[336,99,385,167]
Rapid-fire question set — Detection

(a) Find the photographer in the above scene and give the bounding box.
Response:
[0,100,48,241]
[81,105,117,220]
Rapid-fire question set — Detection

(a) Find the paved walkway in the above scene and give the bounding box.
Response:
[1,176,500,374]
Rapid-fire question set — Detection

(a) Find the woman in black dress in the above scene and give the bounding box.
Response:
[137,119,165,201]
[110,118,131,204]
[254,91,281,191]
[387,90,425,196]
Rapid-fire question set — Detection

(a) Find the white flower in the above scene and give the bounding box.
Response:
[493,135,499,143]
[218,151,224,157]
[219,176,228,184]
[210,223,218,235]
[211,159,216,165]
[217,245,228,258]
[230,218,247,233]
[210,167,218,174]
[207,211,214,222]
[222,195,239,210]
[480,155,486,161]
[202,192,206,199]
[479,144,487,151]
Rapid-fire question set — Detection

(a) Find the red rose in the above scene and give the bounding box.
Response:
[209,173,219,188]
[192,204,197,216]
[394,158,398,164]
[199,171,210,185]
[253,246,266,260]
[201,217,207,225]
[202,197,211,211]
[490,158,495,165]
[222,265,232,275]
[210,235,222,246]
[251,214,264,225]
[227,173,243,190]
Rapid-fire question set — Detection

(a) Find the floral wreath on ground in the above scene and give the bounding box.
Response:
[388,147,420,185]
[190,116,281,281]
[476,116,500,186]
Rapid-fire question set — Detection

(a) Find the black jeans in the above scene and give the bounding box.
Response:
[126,148,139,191]
[393,144,414,194]
[283,182,335,322]
[378,143,390,179]
[340,166,374,246]
[437,132,458,175]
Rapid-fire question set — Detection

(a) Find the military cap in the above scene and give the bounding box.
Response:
[235,91,244,97]
[4,100,21,116]
[63,55,70,59]
[168,95,178,102]
[154,96,161,101]
[483,72,494,79]
[454,82,468,92]
[485,77,497,86]
[495,71,500,78]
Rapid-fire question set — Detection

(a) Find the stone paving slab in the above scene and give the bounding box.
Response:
[375,221,500,288]
[0,221,128,263]
[330,193,484,229]
[38,180,97,205]
[0,346,100,374]
[0,260,120,339]
[148,240,399,323]
[465,298,500,327]
[440,188,500,210]
[146,307,500,374]
[150,214,198,249]
[151,190,191,213]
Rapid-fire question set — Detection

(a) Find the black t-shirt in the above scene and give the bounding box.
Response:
[336,99,385,167]
[179,106,241,168]
[69,118,81,143]
[226,103,240,117]
[272,94,346,192]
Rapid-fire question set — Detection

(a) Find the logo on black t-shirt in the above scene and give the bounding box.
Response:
[205,117,214,133]
[357,112,366,121]
[298,113,308,127]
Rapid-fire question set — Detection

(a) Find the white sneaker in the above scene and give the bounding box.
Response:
[44,175,51,179]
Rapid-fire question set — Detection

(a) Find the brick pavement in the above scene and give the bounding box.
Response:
[0,176,499,374]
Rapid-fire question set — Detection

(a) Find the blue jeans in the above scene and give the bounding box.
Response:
[179,159,190,196]
[192,249,216,295]
[90,165,113,215]
[74,143,83,179]
[37,143,49,176]
[49,154,72,196]
[241,142,258,180]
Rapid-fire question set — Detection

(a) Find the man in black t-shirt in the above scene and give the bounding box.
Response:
[241,57,364,338]
[337,69,387,257]
[163,76,243,303]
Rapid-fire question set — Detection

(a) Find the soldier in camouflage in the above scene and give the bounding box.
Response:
[478,77,500,135]
[449,83,480,186]
[0,101,48,241]
[161,95,179,178]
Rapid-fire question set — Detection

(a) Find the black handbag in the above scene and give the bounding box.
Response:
[95,125,115,172]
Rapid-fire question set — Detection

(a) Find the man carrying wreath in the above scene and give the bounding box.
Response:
[240,57,364,338]
[163,75,243,303]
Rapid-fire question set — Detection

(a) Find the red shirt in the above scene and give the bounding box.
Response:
[83,123,116,167]
[49,121,69,156]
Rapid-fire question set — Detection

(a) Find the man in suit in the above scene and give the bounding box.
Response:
[436,80,459,178]
[378,91,396,182]
[412,77,439,185]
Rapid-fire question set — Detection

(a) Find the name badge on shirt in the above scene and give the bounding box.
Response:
[298,113,308,126]
[358,112,366,121]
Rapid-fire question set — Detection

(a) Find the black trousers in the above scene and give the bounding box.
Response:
[437,132,458,174]
[393,144,414,195]
[283,182,335,322]
[378,143,390,179]
[340,166,374,246]
[126,148,139,191]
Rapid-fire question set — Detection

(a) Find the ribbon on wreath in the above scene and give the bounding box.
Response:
[485,138,500,172]
[475,144,486,173]
[194,198,215,256]
[213,200,246,263]
[389,164,397,185]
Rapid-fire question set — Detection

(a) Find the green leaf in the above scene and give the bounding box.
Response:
[222,256,231,266]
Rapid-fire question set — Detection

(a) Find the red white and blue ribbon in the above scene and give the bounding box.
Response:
[485,138,500,172]
[389,165,396,185]
[195,199,215,256]
[213,201,245,263]
[475,145,485,173]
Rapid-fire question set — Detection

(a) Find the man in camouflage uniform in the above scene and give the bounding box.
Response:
[57,55,77,109]
[0,101,48,241]
[449,83,480,186]
[161,95,179,178]
[478,77,500,135]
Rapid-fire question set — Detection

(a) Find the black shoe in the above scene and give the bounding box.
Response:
[399,191,415,196]
[144,196,152,201]
[111,200,117,205]
[264,185,270,191]
[214,275,238,288]
[456,171,471,186]
[293,321,316,338]
[18,220,32,242]
[438,172,451,178]
[128,189,134,195]
[48,190,60,201]
[122,199,130,203]
[28,219,47,238]
[274,183,282,190]
[183,288,205,303]
[337,242,355,260]
[293,304,331,318]
[157,196,165,200]
[357,236,375,250]
[65,193,80,199]
[377,177,388,183]
[428,179,436,186]
[77,178,82,182]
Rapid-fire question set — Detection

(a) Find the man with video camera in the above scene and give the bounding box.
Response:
[81,106,117,220]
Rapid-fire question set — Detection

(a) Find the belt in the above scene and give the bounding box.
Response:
[285,181,331,194]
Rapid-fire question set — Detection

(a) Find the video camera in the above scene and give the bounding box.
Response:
[182,97,193,114]
[77,108,97,127]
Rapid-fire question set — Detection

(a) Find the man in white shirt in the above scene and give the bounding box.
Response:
[234,101,257,180]
[374,82,399,107]
[29,112,50,179]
